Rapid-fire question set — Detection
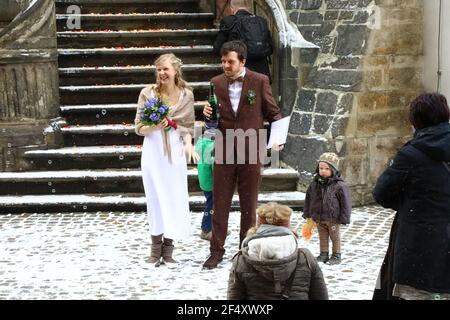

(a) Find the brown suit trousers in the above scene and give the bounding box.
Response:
[211,163,261,255]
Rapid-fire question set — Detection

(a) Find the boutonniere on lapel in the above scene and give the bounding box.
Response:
[247,90,256,105]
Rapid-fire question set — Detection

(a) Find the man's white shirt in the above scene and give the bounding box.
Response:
[228,68,246,114]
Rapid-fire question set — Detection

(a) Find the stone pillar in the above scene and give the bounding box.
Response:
[0,0,31,30]
[0,0,59,172]
[282,0,365,192]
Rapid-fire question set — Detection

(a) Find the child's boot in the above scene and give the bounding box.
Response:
[316,252,329,263]
[328,253,341,265]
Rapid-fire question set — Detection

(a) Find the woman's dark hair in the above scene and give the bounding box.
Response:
[409,93,450,129]
[220,40,247,61]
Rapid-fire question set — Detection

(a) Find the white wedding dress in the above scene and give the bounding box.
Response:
[140,90,191,240]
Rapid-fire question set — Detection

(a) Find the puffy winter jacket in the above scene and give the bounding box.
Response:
[303,172,352,225]
[227,225,328,300]
[195,136,214,192]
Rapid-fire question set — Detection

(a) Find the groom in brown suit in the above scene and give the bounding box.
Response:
[203,40,283,269]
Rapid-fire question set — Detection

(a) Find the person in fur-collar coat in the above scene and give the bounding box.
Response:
[227,202,328,300]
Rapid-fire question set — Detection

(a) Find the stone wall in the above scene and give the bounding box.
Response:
[281,0,423,205]
[0,0,59,172]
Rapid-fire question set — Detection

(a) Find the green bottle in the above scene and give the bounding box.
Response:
[205,82,219,128]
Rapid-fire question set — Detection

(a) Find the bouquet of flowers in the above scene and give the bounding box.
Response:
[301,218,317,240]
[140,97,177,130]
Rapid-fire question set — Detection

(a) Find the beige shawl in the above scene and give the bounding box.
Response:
[135,84,195,163]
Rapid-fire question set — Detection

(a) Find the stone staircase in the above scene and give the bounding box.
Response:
[0,0,304,213]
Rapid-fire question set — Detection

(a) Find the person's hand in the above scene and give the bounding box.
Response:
[139,118,169,135]
[185,144,200,164]
[203,102,212,119]
[271,143,285,151]
[156,118,169,129]
[139,125,157,135]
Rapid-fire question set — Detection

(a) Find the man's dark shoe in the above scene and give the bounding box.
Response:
[202,254,223,269]
[316,252,329,263]
[327,253,341,265]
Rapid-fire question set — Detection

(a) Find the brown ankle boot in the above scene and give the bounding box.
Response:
[162,243,178,268]
[202,253,223,269]
[147,242,163,265]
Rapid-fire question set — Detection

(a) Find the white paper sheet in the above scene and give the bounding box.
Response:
[267,116,290,149]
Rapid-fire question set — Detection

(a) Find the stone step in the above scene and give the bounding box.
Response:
[59,82,209,105]
[23,145,142,170]
[24,116,272,166]
[0,168,299,195]
[56,13,214,31]
[59,120,269,146]
[60,102,207,125]
[61,124,142,146]
[59,122,201,146]
[57,29,219,49]
[0,191,305,213]
[57,45,217,68]
[58,63,222,86]
[55,0,201,14]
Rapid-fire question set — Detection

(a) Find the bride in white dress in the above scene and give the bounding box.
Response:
[134,53,197,267]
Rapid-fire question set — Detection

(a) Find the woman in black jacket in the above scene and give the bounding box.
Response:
[373,93,450,300]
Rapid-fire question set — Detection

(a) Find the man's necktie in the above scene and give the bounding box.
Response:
[227,76,244,85]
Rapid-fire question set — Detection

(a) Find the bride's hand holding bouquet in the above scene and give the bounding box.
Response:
[139,97,177,134]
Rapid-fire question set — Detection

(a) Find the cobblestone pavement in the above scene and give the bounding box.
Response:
[0,205,394,300]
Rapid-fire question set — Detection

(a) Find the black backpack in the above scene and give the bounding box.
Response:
[229,14,273,60]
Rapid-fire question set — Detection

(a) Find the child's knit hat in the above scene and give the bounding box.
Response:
[318,152,340,171]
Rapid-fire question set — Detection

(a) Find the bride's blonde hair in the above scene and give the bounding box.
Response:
[154,53,191,97]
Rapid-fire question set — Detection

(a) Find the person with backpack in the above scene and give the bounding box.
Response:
[213,0,273,82]
[227,202,328,300]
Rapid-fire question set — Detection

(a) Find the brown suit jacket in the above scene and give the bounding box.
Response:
[212,68,282,164]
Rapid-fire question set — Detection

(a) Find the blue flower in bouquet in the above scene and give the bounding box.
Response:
[140,97,170,126]
[149,113,160,122]
[144,97,158,109]
[158,105,168,114]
